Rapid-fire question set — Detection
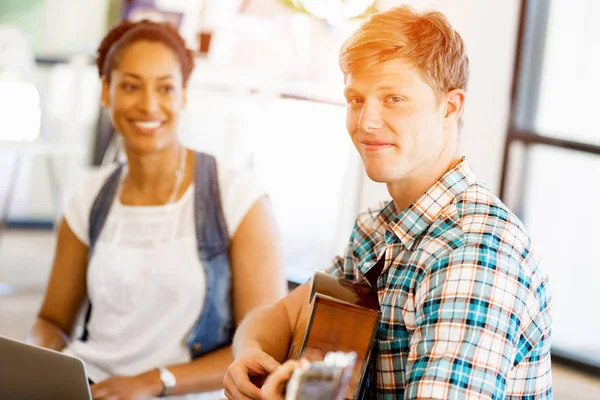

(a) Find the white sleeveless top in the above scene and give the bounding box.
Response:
[61,162,264,399]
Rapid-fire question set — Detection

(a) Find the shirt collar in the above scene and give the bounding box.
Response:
[385,158,477,250]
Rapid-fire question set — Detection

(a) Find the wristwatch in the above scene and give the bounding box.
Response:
[158,367,176,397]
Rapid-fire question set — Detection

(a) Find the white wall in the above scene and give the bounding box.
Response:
[238,0,522,211]
[10,0,521,224]
[358,0,521,209]
[41,0,110,54]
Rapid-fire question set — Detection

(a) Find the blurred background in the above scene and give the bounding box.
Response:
[0,0,598,398]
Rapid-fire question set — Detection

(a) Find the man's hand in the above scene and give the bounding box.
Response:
[223,348,281,399]
[90,371,162,400]
[261,359,309,400]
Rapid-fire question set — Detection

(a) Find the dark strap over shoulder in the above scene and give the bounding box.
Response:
[186,153,233,358]
[365,257,385,289]
[193,152,229,258]
[80,164,124,341]
[359,256,385,397]
[88,165,125,256]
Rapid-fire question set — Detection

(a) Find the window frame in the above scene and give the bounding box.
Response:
[499,0,600,375]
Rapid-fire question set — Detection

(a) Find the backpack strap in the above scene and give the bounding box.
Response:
[80,164,124,341]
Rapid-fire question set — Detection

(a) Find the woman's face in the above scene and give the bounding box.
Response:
[101,40,187,154]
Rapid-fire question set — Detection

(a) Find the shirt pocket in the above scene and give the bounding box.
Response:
[379,289,417,339]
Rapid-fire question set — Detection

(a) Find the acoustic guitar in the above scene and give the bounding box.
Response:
[285,271,380,399]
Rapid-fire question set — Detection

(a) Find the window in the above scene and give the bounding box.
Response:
[500,0,600,371]
[522,146,600,363]
[535,0,600,145]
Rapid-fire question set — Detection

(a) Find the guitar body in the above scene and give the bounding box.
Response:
[287,272,380,399]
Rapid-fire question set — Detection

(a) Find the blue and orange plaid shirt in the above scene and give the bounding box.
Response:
[326,159,552,399]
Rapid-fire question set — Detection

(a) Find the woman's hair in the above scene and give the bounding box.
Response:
[339,6,469,96]
[96,19,195,86]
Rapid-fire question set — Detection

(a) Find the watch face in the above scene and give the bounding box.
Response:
[160,368,176,387]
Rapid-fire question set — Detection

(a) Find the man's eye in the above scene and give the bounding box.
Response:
[387,96,403,103]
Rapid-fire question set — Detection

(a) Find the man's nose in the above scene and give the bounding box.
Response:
[358,101,384,133]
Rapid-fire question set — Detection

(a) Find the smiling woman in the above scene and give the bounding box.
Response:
[27,19,287,400]
[101,40,186,157]
[97,20,193,158]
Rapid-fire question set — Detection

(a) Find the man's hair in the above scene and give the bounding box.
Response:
[340,6,469,99]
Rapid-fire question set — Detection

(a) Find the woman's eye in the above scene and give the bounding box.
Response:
[121,83,138,92]
[160,85,175,94]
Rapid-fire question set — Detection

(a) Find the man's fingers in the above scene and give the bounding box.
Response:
[223,374,236,399]
[230,366,263,399]
[268,361,299,383]
[224,350,282,399]
[255,353,280,374]
[262,360,305,400]
[224,373,255,400]
[224,387,254,400]
[223,377,256,400]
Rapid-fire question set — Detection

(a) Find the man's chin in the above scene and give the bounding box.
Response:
[364,167,395,184]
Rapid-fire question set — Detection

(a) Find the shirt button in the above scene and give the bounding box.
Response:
[192,343,202,352]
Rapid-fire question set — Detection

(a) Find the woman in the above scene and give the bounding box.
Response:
[28,20,286,399]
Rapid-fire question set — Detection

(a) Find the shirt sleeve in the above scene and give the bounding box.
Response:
[217,163,266,238]
[404,245,549,400]
[324,254,345,278]
[61,165,117,246]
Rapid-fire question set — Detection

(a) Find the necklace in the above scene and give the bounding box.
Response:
[121,146,188,206]
[166,146,187,205]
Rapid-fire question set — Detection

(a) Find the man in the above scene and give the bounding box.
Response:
[224,6,552,400]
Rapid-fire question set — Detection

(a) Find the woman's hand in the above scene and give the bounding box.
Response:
[90,370,163,400]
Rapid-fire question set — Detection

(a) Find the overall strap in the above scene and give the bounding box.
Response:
[89,165,124,256]
[187,152,233,358]
[194,152,229,257]
[81,164,124,341]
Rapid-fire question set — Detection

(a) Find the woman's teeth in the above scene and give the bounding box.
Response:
[133,121,162,129]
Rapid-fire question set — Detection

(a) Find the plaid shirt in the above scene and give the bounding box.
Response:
[327,159,552,399]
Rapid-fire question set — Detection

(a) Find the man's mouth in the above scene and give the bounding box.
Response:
[359,140,394,151]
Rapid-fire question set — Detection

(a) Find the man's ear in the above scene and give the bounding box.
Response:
[443,89,466,127]
[101,77,110,108]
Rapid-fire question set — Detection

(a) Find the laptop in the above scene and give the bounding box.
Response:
[0,335,92,400]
